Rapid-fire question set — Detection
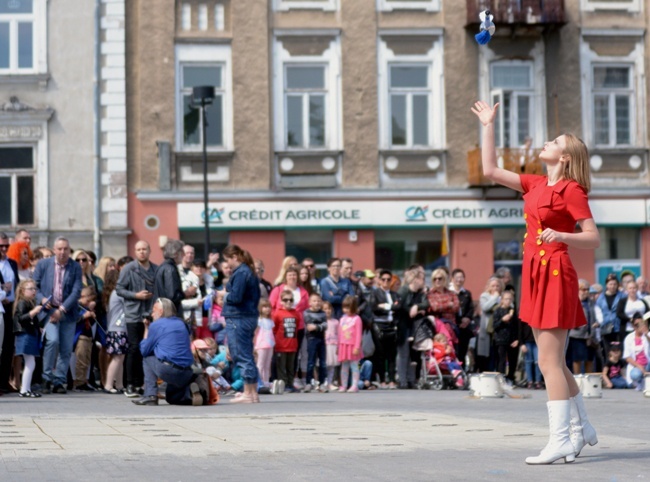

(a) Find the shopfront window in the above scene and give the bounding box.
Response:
[285,230,332,272]
[178,230,229,259]
[375,229,443,274]
[493,228,525,295]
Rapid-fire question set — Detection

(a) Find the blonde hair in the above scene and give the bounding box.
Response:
[433,333,448,344]
[13,280,36,316]
[94,256,116,281]
[431,268,448,284]
[274,256,298,286]
[484,276,504,293]
[562,133,591,193]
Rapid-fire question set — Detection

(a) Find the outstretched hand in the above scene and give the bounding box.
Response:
[471,101,499,127]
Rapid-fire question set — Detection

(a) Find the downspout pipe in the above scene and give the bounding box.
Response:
[92,0,102,257]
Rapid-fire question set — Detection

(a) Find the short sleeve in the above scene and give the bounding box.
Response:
[564,182,592,222]
[520,174,546,194]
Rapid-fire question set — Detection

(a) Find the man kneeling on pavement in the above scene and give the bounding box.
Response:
[133,297,206,406]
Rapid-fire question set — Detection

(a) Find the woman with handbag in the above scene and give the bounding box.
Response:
[568,280,597,375]
[476,276,503,373]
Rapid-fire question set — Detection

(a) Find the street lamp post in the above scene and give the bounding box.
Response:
[192,85,215,260]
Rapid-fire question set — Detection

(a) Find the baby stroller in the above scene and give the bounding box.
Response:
[413,317,468,390]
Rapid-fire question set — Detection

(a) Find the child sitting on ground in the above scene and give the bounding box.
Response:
[73,286,98,392]
[201,337,233,394]
[432,332,465,388]
[602,343,626,389]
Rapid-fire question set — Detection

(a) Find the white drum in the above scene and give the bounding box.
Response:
[469,372,504,398]
[574,373,602,399]
[644,374,650,398]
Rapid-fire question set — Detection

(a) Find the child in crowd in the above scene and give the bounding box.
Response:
[492,290,517,377]
[432,333,465,388]
[337,295,362,393]
[602,343,626,389]
[623,313,650,391]
[73,286,98,392]
[324,301,339,391]
[273,289,299,393]
[208,290,227,347]
[303,293,328,392]
[13,280,42,398]
[255,299,275,387]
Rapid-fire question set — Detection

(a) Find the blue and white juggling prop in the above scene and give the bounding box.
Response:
[475,10,495,45]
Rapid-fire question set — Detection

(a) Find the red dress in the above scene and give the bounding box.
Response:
[519,175,593,330]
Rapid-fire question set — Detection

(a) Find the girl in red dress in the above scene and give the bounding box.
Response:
[472,101,600,465]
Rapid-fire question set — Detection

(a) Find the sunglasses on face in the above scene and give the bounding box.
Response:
[282,298,294,303]
[433,277,444,281]
[381,277,391,282]
[77,258,88,263]
[303,264,314,268]
[0,244,9,248]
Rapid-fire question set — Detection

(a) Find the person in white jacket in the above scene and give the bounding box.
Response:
[623,312,650,390]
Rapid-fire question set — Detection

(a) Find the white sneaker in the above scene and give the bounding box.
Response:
[277,380,285,395]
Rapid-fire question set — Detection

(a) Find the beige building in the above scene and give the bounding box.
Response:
[127,0,650,295]
[0,0,128,257]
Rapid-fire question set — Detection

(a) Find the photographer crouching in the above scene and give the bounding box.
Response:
[132,297,203,406]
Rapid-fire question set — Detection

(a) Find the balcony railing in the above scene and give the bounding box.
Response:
[467,147,544,186]
[466,0,565,27]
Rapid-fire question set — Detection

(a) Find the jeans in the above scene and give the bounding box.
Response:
[306,337,327,385]
[396,339,414,387]
[629,361,650,387]
[358,360,373,389]
[126,322,145,387]
[275,352,296,387]
[142,356,194,404]
[42,317,76,387]
[226,316,259,384]
[610,375,628,389]
[524,341,542,383]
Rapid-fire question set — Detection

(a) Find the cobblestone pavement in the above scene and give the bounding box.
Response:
[0,388,648,481]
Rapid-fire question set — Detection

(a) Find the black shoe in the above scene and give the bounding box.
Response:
[124,385,139,398]
[132,396,158,406]
[42,382,52,394]
[74,383,97,392]
[52,385,67,394]
[137,386,144,396]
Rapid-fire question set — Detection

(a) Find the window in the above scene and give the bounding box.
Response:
[580,0,642,13]
[0,146,35,226]
[273,34,341,152]
[285,65,327,148]
[388,65,430,147]
[592,65,633,146]
[176,44,232,151]
[377,0,440,12]
[378,34,444,151]
[273,0,338,12]
[0,0,46,75]
[490,62,534,148]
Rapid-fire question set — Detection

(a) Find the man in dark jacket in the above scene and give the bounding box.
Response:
[33,237,83,394]
[153,239,186,316]
[116,240,157,397]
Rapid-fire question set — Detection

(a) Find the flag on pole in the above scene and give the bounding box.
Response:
[441,223,450,257]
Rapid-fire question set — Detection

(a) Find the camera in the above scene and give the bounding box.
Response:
[143,313,153,323]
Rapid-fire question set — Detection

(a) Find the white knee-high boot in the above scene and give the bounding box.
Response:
[525,400,576,465]
[570,393,598,456]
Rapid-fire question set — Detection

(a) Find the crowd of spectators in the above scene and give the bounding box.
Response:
[1,229,648,405]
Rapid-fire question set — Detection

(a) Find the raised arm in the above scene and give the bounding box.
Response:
[471,101,522,192]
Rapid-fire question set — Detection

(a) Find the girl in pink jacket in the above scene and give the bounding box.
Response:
[337,295,363,393]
